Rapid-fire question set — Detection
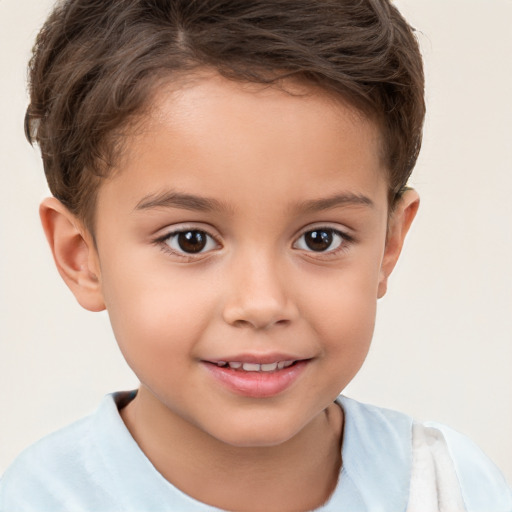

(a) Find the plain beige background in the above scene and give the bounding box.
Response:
[1,0,511,485]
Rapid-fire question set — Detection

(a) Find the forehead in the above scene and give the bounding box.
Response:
[101,73,387,215]
[145,73,383,159]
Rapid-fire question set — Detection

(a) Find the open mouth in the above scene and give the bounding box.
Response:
[203,358,310,397]
[212,360,298,372]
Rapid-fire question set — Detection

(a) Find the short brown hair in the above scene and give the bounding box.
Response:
[26,0,425,230]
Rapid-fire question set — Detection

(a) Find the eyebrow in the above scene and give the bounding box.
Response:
[134,190,374,214]
[296,192,374,213]
[135,191,231,213]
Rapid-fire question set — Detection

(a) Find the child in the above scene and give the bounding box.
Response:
[1,0,511,510]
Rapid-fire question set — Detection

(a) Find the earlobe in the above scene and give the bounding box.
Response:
[377,189,420,299]
[40,197,106,312]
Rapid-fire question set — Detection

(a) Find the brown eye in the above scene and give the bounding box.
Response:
[164,230,217,255]
[294,228,344,253]
[177,231,207,253]
[304,230,333,251]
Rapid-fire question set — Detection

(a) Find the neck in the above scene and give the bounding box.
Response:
[121,387,343,512]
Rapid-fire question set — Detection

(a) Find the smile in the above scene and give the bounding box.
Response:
[203,358,310,398]
[214,360,296,372]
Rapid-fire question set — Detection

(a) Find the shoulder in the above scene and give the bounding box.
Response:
[421,421,512,511]
[336,396,512,512]
[0,394,124,512]
[0,391,222,512]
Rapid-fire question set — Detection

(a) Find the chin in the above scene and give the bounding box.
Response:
[209,418,302,449]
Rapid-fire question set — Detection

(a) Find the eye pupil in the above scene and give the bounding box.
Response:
[305,230,333,251]
[177,231,207,253]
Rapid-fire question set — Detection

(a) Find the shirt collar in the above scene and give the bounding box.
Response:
[97,392,412,512]
[322,395,412,512]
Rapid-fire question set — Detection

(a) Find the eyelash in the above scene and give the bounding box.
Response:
[154,226,354,260]
[293,227,353,258]
[155,228,221,261]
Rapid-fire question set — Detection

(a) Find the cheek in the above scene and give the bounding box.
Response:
[318,289,377,355]
[312,291,376,396]
[306,261,381,360]
[99,257,215,370]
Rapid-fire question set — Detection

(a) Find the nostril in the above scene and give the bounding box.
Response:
[232,319,252,328]
[231,317,290,329]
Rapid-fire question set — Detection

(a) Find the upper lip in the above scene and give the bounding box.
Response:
[203,353,310,365]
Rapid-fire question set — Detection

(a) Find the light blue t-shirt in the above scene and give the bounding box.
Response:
[0,392,510,511]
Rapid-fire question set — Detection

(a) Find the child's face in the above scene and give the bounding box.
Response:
[69,74,414,447]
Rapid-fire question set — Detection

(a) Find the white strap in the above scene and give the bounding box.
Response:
[406,423,466,512]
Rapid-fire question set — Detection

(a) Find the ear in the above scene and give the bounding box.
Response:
[40,197,106,312]
[377,189,420,299]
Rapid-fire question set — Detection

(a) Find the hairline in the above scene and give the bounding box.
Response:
[81,68,393,236]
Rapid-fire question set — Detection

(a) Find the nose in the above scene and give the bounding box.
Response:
[222,252,298,330]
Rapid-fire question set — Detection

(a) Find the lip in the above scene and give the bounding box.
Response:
[202,357,311,398]
[205,352,305,365]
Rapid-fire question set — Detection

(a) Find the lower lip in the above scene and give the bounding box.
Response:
[203,361,309,398]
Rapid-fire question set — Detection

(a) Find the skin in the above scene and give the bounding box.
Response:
[41,73,418,511]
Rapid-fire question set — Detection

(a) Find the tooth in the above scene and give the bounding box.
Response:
[277,361,285,369]
[217,361,226,367]
[261,362,278,372]
[228,362,242,369]
[242,363,261,372]
[282,360,294,368]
